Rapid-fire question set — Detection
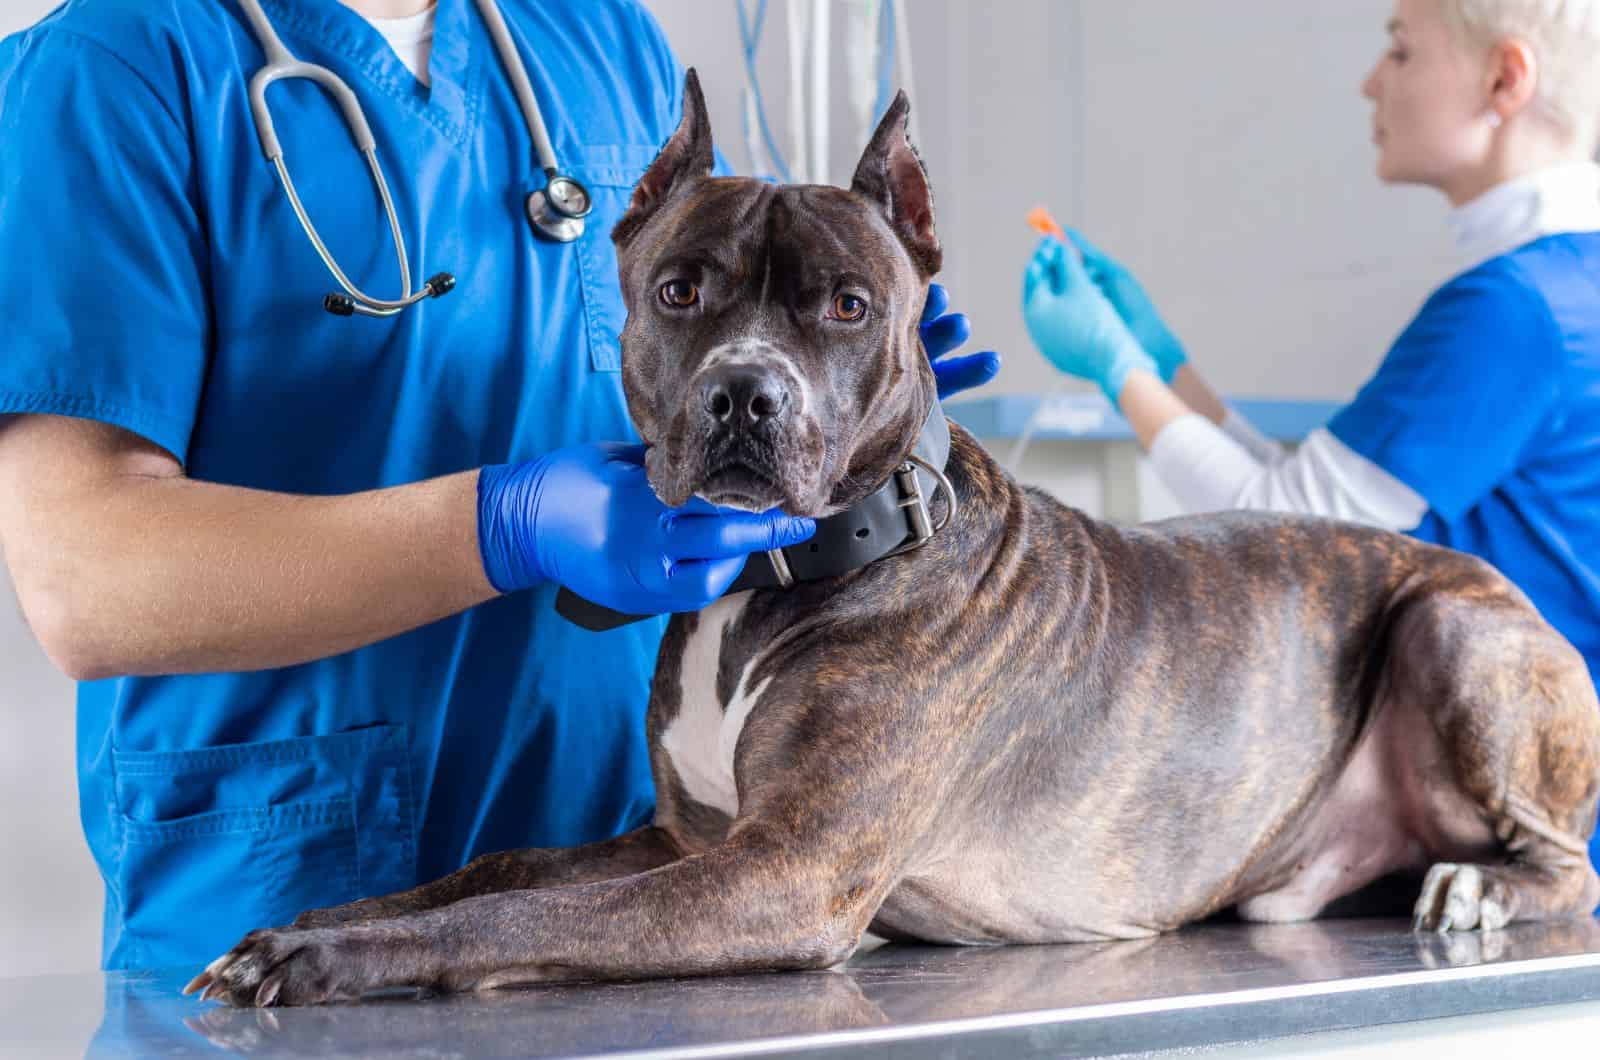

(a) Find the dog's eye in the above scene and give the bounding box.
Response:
[659,280,699,309]
[831,293,867,322]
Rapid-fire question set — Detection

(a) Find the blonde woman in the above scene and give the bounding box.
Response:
[1023,0,1600,881]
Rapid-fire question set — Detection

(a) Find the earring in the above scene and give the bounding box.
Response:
[1487,111,1504,129]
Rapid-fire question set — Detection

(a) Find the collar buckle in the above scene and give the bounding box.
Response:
[883,452,957,558]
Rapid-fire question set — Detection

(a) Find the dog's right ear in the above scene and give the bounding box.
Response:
[613,69,715,249]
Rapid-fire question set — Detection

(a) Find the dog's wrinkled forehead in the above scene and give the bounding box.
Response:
[613,68,940,290]
[621,180,920,314]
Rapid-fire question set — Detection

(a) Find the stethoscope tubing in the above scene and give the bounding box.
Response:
[233,0,583,318]
[472,0,560,176]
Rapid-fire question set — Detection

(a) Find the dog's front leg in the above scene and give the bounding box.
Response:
[190,822,895,1006]
[290,826,682,928]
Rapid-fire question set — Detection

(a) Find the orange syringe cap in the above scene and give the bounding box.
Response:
[1027,206,1067,242]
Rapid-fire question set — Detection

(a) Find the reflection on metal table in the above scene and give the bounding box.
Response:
[5,917,1600,1058]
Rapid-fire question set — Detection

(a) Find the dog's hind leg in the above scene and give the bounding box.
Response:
[290,826,682,929]
[1389,573,1600,931]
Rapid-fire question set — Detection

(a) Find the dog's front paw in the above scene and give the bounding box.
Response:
[183,925,413,1007]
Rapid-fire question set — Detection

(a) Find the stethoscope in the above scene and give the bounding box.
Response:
[236,0,594,318]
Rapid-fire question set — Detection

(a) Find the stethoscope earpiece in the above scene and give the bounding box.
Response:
[322,274,456,318]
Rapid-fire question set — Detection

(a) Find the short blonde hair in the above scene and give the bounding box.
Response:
[1439,0,1600,140]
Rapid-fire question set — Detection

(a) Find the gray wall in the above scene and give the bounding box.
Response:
[2,0,102,988]
[0,0,1455,979]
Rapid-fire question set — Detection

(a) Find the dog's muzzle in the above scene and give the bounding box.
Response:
[687,346,813,511]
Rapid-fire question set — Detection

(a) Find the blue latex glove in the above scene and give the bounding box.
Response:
[477,443,816,614]
[1066,229,1188,383]
[920,282,1000,399]
[1022,237,1157,404]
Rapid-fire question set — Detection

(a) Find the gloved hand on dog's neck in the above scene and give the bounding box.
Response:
[476,445,816,613]
[467,293,979,624]
[474,286,989,618]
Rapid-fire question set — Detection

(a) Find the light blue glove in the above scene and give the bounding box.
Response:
[1022,237,1157,404]
[920,282,1001,399]
[1066,229,1188,383]
[477,443,816,614]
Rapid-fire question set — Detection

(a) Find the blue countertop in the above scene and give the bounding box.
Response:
[946,393,1342,443]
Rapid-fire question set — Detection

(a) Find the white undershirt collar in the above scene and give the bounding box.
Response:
[1449,160,1600,272]
[362,3,437,85]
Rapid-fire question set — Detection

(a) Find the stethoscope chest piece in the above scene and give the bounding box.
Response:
[526,172,593,243]
[239,0,600,316]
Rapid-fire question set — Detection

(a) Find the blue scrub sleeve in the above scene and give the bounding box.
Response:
[0,29,209,464]
[1326,266,1561,523]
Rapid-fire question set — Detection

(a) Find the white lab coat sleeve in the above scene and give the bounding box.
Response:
[1148,415,1429,531]
[1220,408,1288,465]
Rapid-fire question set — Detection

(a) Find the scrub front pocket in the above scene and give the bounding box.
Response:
[109,724,415,970]
[569,145,664,373]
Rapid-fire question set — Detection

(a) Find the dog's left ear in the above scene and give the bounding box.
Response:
[850,91,941,276]
[614,69,715,249]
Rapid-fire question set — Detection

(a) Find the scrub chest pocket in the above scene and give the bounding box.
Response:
[110,725,416,970]
[570,145,660,373]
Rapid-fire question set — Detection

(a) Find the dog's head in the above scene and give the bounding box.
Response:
[613,70,941,518]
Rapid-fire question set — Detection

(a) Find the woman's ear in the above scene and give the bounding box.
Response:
[1487,37,1539,124]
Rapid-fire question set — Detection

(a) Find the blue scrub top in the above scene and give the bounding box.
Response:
[1328,232,1600,876]
[0,0,686,970]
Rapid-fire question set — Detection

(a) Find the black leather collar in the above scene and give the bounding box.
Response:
[556,403,955,632]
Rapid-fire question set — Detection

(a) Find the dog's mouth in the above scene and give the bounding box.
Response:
[643,403,832,516]
[694,458,789,512]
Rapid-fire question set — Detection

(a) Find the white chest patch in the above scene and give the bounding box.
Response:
[659,593,771,817]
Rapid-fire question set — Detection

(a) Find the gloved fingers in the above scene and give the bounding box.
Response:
[663,555,750,605]
[672,495,727,516]
[1029,236,1081,297]
[1023,237,1063,302]
[1064,227,1115,270]
[597,442,650,466]
[933,351,1001,400]
[669,496,811,526]
[920,282,950,326]
[920,312,972,360]
[1057,240,1101,299]
[659,508,817,562]
[1065,229,1128,294]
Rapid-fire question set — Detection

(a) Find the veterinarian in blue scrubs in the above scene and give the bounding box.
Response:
[1022,0,1600,880]
[0,0,996,970]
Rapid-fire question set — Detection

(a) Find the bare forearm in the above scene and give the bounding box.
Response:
[1118,369,1196,450]
[1169,364,1228,426]
[8,464,497,678]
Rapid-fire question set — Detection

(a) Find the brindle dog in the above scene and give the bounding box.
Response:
[188,71,1600,1007]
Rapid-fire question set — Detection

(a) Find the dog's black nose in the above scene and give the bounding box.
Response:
[700,363,792,428]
